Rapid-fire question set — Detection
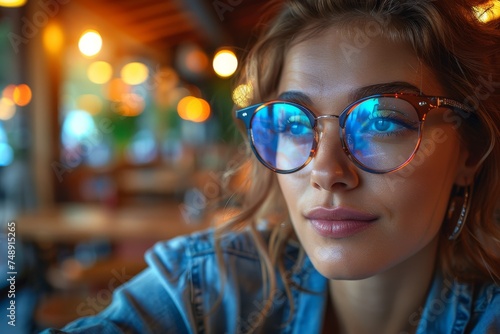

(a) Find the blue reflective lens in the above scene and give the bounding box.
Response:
[249,97,421,173]
[251,103,315,171]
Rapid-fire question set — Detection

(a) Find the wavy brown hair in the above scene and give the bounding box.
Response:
[213,0,500,329]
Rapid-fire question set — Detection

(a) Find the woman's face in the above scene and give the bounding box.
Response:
[276,26,472,280]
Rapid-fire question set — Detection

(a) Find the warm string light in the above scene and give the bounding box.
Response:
[121,62,149,85]
[79,30,102,57]
[177,96,210,123]
[0,98,15,121]
[0,0,27,8]
[213,49,238,78]
[43,22,64,55]
[13,84,32,106]
[87,61,113,84]
[0,84,32,120]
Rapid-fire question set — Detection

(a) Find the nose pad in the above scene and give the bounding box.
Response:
[310,122,359,191]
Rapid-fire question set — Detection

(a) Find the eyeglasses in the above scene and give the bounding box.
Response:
[236,93,473,174]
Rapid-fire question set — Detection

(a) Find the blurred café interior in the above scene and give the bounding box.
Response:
[0,0,273,331]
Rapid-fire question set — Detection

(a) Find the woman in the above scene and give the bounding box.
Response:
[47,0,499,333]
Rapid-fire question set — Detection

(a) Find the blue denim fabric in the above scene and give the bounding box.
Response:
[42,229,500,333]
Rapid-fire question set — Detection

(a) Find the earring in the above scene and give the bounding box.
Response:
[446,185,472,240]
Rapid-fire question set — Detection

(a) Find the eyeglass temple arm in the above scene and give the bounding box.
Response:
[437,98,474,113]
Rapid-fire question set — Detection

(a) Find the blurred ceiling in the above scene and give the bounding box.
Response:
[73,0,277,53]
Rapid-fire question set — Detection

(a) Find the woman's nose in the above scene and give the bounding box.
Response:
[309,124,360,191]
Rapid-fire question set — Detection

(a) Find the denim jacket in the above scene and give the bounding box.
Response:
[45,228,500,333]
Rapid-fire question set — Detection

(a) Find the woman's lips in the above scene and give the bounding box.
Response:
[304,207,378,239]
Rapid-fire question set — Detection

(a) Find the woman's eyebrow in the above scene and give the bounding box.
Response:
[277,91,314,106]
[349,82,422,101]
[277,82,420,107]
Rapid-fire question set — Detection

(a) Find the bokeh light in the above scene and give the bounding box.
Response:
[121,62,149,85]
[0,97,16,120]
[0,142,14,166]
[87,61,113,84]
[2,85,15,100]
[213,50,238,78]
[78,30,102,57]
[61,110,96,149]
[0,0,27,7]
[177,96,210,123]
[232,83,253,108]
[186,48,209,74]
[0,123,13,166]
[177,96,195,120]
[176,44,210,79]
[43,22,64,55]
[13,84,32,106]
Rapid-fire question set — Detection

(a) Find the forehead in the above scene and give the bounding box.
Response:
[278,25,445,104]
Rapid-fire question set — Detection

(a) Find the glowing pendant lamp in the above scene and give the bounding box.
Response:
[0,0,27,8]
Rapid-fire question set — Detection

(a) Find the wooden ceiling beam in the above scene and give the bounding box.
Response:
[147,30,202,49]
[109,0,162,12]
[71,0,243,51]
[137,22,196,44]
[121,1,180,25]
[134,12,192,31]
[173,0,229,47]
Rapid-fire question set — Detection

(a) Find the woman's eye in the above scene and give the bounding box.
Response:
[361,108,418,136]
[285,115,312,135]
[369,118,404,133]
[289,122,310,135]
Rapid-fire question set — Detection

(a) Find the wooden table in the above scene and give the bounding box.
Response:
[13,202,215,329]
[14,202,211,243]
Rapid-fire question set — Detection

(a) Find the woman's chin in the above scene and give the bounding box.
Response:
[309,257,382,281]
